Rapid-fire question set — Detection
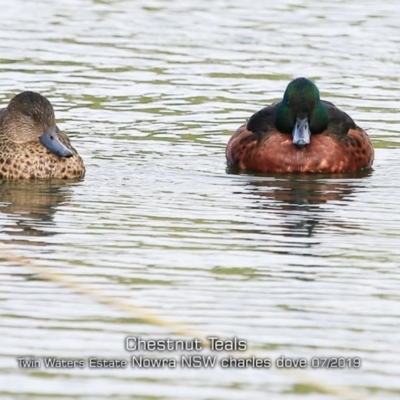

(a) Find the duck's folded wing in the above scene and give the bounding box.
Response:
[322,100,356,137]
[247,102,279,138]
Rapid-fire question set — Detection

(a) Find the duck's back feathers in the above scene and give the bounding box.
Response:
[322,100,356,138]
[246,102,280,139]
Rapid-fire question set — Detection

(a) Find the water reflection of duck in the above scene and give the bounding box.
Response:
[250,172,371,207]
[226,78,374,173]
[242,171,372,238]
[0,179,80,242]
[0,91,85,179]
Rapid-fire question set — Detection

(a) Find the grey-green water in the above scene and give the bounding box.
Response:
[1,0,400,399]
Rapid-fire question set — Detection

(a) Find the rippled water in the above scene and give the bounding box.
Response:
[1,0,400,399]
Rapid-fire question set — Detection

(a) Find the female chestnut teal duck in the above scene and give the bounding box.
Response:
[226,78,374,173]
[0,91,85,179]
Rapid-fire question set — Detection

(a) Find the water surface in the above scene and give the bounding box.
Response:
[1,0,400,399]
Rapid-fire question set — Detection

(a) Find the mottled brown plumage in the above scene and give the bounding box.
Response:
[0,91,85,179]
[227,124,373,173]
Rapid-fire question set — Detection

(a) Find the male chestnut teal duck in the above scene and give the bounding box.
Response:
[0,91,85,179]
[226,78,374,173]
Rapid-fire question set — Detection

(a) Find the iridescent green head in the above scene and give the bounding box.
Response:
[275,78,328,147]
